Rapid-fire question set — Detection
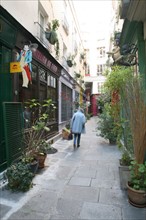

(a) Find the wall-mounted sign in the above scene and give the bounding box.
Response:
[33,50,60,76]
[15,43,38,88]
[10,62,21,73]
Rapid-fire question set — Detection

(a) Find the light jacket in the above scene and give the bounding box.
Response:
[17,50,32,72]
[70,110,86,134]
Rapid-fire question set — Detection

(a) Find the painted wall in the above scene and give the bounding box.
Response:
[1,0,38,35]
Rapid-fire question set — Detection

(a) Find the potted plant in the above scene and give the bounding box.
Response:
[45,19,60,56]
[119,149,133,190]
[67,54,76,67]
[45,19,59,45]
[74,72,81,79]
[6,161,34,192]
[34,140,48,168]
[20,150,39,174]
[97,103,118,144]
[127,160,146,207]
[22,99,56,168]
[122,76,146,165]
[121,76,146,207]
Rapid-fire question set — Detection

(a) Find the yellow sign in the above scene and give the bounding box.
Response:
[10,62,22,73]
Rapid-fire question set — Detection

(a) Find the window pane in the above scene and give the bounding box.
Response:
[31,64,37,80]
[61,84,72,121]
[39,67,46,82]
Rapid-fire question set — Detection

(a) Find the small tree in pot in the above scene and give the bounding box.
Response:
[97,103,118,144]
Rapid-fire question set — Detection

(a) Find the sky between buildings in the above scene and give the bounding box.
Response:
[73,0,114,38]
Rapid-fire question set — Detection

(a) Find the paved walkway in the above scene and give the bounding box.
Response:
[0,117,146,220]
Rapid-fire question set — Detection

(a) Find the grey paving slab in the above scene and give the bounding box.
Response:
[68,177,91,186]
[33,178,67,191]
[61,185,99,202]
[1,117,145,220]
[79,202,122,220]
[79,160,99,168]
[50,198,83,219]
[95,167,115,180]
[0,188,24,202]
[74,166,97,178]
[55,165,76,180]
[0,204,11,219]
[122,205,146,220]
[91,178,121,190]
[99,188,129,207]
[21,190,58,214]
[7,210,50,220]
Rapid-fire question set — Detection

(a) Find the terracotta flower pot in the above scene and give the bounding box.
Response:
[37,153,47,169]
[127,182,146,208]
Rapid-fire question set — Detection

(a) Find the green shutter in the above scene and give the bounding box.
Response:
[3,102,24,166]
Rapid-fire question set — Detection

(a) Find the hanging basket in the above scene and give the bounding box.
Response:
[45,31,58,45]
[67,60,73,67]
[75,73,81,78]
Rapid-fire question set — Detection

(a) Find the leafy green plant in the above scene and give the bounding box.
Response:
[97,103,118,144]
[74,72,81,79]
[6,162,34,192]
[104,66,133,94]
[67,54,76,67]
[120,150,133,166]
[35,140,48,155]
[23,99,56,156]
[45,19,60,56]
[129,160,146,191]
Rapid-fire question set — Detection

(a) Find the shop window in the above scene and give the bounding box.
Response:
[47,74,57,123]
[31,64,37,80]
[47,75,56,88]
[61,84,72,121]
[39,67,47,83]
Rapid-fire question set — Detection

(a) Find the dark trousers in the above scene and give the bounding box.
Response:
[74,133,81,146]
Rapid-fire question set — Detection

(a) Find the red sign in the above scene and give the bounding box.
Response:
[33,50,60,76]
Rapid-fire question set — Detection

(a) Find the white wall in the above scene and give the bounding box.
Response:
[1,0,38,34]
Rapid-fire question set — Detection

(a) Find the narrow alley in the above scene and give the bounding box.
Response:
[1,117,145,220]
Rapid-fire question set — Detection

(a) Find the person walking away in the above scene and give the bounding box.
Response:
[70,108,86,149]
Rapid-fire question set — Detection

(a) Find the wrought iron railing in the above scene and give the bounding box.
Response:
[34,22,52,51]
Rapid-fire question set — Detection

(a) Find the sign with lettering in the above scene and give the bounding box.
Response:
[33,50,60,76]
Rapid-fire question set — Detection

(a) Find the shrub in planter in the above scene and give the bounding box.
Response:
[34,140,48,168]
[97,104,118,144]
[127,160,146,207]
[128,160,146,191]
[119,150,133,190]
[6,162,34,192]
[21,152,39,174]
[67,54,76,67]
[45,19,60,56]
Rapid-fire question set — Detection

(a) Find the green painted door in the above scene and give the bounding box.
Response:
[0,45,12,171]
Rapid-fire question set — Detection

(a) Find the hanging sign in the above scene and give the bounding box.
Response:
[10,62,22,73]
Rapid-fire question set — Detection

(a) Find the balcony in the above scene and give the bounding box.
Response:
[34,22,52,51]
